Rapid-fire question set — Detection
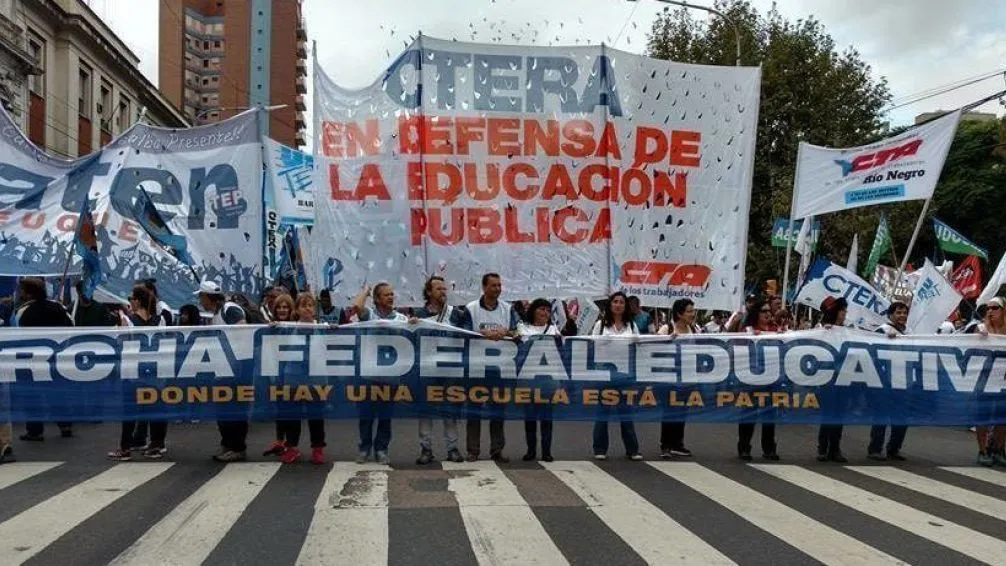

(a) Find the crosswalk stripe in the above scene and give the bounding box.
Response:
[848,466,1006,521]
[940,467,1006,488]
[296,462,389,566]
[753,464,1006,565]
[443,460,569,566]
[649,462,905,565]
[0,462,173,566]
[109,463,279,566]
[543,461,734,565]
[0,462,62,491]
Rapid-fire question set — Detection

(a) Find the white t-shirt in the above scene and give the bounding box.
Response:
[658,323,697,335]
[466,298,517,332]
[590,320,639,336]
[703,320,725,333]
[517,322,560,337]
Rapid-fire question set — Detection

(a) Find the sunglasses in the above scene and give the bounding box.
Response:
[989,306,1002,311]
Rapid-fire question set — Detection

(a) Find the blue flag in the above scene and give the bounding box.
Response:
[133,186,194,266]
[74,198,103,300]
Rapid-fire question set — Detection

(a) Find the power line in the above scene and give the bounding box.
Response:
[889,68,1006,106]
[884,70,1006,113]
[611,2,640,47]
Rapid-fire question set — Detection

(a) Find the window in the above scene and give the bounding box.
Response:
[99,81,111,126]
[27,33,44,95]
[202,78,208,86]
[78,64,92,118]
[202,59,208,68]
[203,40,209,50]
[117,96,130,131]
[214,40,221,48]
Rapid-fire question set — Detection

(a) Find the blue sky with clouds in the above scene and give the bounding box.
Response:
[93,0,1005,130]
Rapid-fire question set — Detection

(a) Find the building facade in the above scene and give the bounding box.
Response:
[159,0,307,148]
[1,0,188,159]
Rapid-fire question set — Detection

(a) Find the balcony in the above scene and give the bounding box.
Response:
[296,23,307,41]
[295,95,306,112]
[296,38,307,59]
[295,58,307,77]
[295,115,306,131]
[296,76,306,94]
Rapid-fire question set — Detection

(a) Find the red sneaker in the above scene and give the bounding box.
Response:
[311,447,325,465]
[281,447,302,464]
[262,440,286,457]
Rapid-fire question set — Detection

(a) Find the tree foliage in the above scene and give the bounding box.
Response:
[646,1,891,288]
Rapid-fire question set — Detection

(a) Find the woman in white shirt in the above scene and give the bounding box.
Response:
[656,299,697,458]
[518,298,561,462]
[975,297,1006,466]
[591,292,643,461]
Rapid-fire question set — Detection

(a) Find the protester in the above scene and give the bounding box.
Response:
[657,299,696,458]
[259,285,285,323]
[263,294,298,460]
[627,295,652,334]
[773,307,792,332]
[737,299,780,461]
[816,297,849,463]
[591,292,643,461]
[196,281,248,462]
[974,297,1006,466]
[108,285,167,461]
[703,311,727,333]
[268,293,327,465]
[177,304,203,326]
[142,279,172,326]
[16,277,74,442]
[318,289,343,324]
[412,276,470,465]
[517,298,560,462]
[465,273,519,463]
[352,282,406,465]
[726,294,759,332]
[71,281,117,327]
[868,301,910,461]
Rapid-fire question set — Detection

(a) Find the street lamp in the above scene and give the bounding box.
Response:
[626,0,742,66]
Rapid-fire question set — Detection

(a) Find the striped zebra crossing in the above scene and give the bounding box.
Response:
[0,459,1003,565]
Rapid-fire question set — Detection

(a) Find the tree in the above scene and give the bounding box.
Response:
[646,1,891,291]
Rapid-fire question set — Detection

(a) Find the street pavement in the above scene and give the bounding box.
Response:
[0,420,1003,566]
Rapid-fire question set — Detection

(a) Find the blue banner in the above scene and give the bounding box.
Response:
[3,322,1006,425]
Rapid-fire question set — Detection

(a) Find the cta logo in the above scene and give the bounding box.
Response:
[618,261,711,287]
[834,138,922,177]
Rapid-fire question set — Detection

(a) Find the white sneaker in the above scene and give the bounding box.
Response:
[629,454,644,461]
[593,453,607,460]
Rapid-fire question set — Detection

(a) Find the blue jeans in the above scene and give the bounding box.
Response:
[869,425,907,455]
[593,420,639,456]
[359,418,391,454]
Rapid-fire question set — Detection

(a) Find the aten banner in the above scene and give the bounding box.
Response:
[3,322,1006,425]
[312,37,761,309]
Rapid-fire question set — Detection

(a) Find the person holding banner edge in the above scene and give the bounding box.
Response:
[517,298,562,463]
[353,282,406,465]
[465,273,519,463]
[974,297,1006,466]
[591,292,643,461]
[412,275,470,465]
[657,298,696,458]
[868,301,911,461]
[738,299,780,461]
[197,281,249,463]
[816,297,849,463]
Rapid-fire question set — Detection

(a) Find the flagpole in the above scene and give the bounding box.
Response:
[891,198,932,301]
[781,216,796,305]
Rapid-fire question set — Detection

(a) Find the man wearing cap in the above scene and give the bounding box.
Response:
[868,301,910,461]
[195,281,248,462]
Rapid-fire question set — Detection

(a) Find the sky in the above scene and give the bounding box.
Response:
[88,0,1006,140]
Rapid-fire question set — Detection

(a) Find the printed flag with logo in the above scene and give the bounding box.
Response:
[932,218,987,260]
[73,198,102,300]
[950,255,983,300]
[907,259,962,334]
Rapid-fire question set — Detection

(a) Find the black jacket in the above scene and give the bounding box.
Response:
[16,300,73,327]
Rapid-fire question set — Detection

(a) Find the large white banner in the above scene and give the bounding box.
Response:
[313,37,760,308]
[792,110,960,218]
[0,107,266,307]
[907,259,962,334]
[795,258,890,330]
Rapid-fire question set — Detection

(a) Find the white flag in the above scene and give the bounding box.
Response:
[977,252,1006,305]
[907,259,963,334]
[794,215,814,256]
[846,233,859,273]
[792,110,961,218]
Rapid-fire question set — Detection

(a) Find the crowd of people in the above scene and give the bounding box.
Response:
[0,273,1004,469]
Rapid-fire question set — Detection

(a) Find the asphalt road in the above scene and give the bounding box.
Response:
[0,420,1003,566]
